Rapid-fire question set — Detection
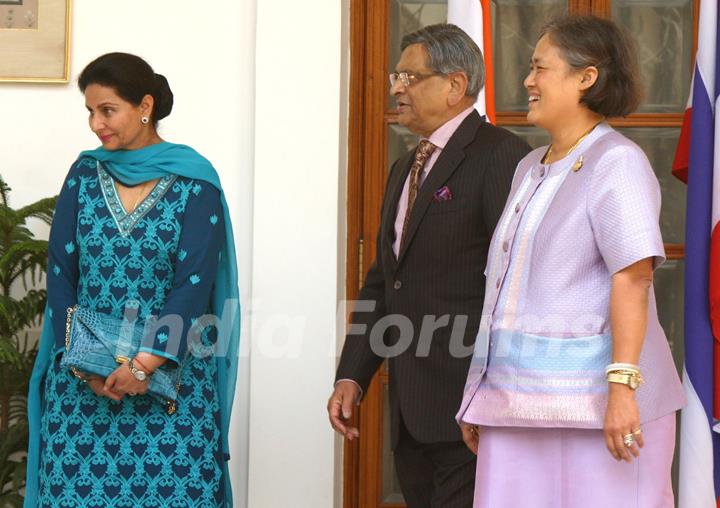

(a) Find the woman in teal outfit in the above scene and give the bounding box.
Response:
[25,53,241,507]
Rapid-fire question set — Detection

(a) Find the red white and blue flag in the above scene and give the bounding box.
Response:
[672,0,720,506]
[447,0,495,123]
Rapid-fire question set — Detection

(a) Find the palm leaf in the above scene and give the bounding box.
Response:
[0,291,46,340]
[0,339,21,370]
[0,180,10,208]
[0,492,24,508]
[0,420,28,504]
[0,240,49,279]
[16,197,57,226]
[10,290,46,332]
[6,398,26,423]
[0,174,53,502]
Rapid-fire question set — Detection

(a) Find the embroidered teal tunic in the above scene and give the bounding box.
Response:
[37,157,226,507]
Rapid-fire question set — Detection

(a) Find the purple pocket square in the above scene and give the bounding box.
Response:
[433,186,453,202]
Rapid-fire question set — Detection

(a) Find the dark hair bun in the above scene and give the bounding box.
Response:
[78,52,174,127]
[153,73,174,121]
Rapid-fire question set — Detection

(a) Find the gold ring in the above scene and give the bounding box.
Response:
[632,428,642,436]
[128,392,137,396]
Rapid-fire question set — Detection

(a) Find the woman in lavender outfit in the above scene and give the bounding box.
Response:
[456,15,685,508]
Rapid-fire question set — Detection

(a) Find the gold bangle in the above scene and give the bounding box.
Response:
[605,363,640,376]
[607,369,642,377]
[605,362,640,371]
[70,367,89,383]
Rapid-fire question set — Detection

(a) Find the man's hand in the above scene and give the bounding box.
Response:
[327,380,361,440]
[460,423,479,455]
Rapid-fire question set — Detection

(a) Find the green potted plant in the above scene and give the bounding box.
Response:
[0,176,56,507]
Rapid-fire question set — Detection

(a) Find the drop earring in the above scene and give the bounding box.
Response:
[141,116,149,125]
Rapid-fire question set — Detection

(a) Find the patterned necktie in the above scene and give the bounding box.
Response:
[400,139,436,251]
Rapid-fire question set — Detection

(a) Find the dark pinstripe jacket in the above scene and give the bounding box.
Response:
[336,111,531,448]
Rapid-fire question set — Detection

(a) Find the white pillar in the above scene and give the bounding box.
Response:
[250,0,347,505]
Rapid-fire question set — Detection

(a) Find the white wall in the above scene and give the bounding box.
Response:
[3,0,258,499]
[2,0,348,504]
[1,0,348,506]
[249,0,346,507]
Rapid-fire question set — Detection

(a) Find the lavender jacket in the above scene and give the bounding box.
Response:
[456,123,686,429]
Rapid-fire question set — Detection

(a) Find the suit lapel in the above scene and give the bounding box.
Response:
[396,111,484,264]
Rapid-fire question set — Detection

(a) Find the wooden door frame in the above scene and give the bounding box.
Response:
[344,0,699,505]
[345,0,393,506]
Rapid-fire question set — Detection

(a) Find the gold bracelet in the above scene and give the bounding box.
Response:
[607,369,642,377]
[70,367,89,383]
[605,362,640,375]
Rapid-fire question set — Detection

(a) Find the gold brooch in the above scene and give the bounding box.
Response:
[572,155,584,172]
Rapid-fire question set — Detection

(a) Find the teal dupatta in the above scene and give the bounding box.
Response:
[25,142,241,507]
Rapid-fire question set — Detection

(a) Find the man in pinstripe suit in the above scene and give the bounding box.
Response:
[328,24,530,507]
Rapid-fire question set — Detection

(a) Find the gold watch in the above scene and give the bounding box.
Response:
[128,359,149,382]
[607,371,643,390]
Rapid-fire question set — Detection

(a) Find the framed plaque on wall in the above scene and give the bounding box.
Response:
[0,0,71,82]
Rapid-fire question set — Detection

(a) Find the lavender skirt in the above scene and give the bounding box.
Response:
[473,413,676,508]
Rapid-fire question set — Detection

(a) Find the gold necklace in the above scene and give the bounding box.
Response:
[128,181,152,212]
[543,121,603,165]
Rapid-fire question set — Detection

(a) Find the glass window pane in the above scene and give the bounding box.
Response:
[654,258,684,502]
[382,382,404,504]
[654,259,684,369]
[492,0,567,112]
[653,258,684,502]
[388,0,449,109]
[616,127,686,243]
[612,0,693,113]
[503,125,550,150]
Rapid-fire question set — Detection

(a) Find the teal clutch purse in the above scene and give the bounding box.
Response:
[60,305,182,414]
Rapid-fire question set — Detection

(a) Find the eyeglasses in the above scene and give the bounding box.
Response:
[389,71,443,87]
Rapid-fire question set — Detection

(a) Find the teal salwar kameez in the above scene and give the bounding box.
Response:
[26,143,241,507]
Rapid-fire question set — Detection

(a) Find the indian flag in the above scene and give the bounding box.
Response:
[447,0,496,123]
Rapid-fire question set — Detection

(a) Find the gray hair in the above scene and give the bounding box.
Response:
[401,23,485,98]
